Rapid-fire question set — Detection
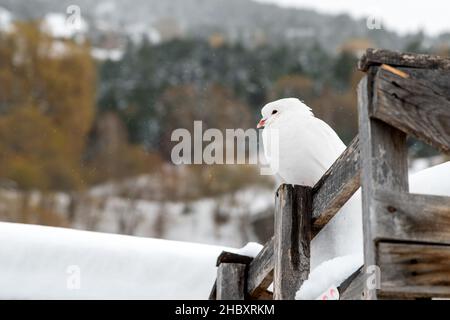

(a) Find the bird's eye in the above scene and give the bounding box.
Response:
[271,110,278,115]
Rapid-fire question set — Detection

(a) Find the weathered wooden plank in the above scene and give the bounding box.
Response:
[247,237,274,298]
[358,48,450,72]
[249,289,273,300]
[378,242,450,298]
[358,74,409,194]
[216,263,246,300]
[371,190,450,244]
[273,184,311,300]
[312,136,360,235]
[357,72,409,300]
[395,67,450,94]
[209,251,253,299]
[373,67,450,153]
[211,239,274,300]
[216,251,253,267]
[339,267,365,300]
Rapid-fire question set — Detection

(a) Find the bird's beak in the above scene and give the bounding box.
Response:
[257,118,266,129]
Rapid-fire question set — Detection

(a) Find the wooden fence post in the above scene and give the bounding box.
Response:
[216,263,246,300]
[273,184,312,300]
[214,251,252,300]
[357,70,409,300]
[208,49,450,300]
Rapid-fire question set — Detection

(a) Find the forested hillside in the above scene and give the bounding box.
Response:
[0,1,447,245]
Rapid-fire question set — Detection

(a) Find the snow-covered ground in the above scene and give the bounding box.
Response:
[0,222,237,299]
[0,160,447,299]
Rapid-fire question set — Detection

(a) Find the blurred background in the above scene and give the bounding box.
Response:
[0,0,448,247]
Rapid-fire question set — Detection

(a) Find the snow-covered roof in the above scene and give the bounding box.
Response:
[0,222,233,299]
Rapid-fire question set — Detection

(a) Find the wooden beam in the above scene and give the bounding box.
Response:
[358,48,450,72]
[371,190,450,244]
[217,263,246,300]
[247,237,274,298]
[357,72,409,299]
[312,136,360,235]
[249,289,273,300]
[391,67,450,93]
[210,251,253,299]
[273,184,311,300]
[373,67,450,153]
[339,267,365,300]
[216,251,253,266]
[378,242,450,298]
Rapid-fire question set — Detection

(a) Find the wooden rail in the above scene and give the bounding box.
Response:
[311,136,360,235]
[210,49,450,300]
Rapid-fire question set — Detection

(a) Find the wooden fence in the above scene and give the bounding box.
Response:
[209,49,450,300]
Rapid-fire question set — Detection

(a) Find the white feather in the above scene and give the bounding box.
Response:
[261,98,346,187]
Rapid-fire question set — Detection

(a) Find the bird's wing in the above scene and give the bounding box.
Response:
[303,118,347,173]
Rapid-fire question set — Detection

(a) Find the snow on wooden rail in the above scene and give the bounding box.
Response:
[210,48,450,300]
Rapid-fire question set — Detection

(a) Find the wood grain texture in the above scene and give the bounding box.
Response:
[217,263,246,300]
[249,289,273,300]
[339,267,365,300]
[273,184,311,300]
[357,71,409,299]
[395,67,450,94]
[378,242,450,298]
[312,136,360,236]
[247,237,274,298]
[210,251,253,299]
[373,67,450,153]
[371,190,450,244]
[358,48,450,72]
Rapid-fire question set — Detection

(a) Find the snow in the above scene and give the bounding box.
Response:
[408,161,450,196]
[409,155,447,174]
[91,47,124,61]
[0,222,237,299]
[0,6,13,33]
[236,242,263,258]
[303,161,450,298]
[125,23,162,45]
[295,254,363,300]
[41,13,88,39]
[310,189,362,268]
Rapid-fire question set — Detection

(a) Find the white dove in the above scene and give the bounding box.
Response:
[258,98,346,187]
